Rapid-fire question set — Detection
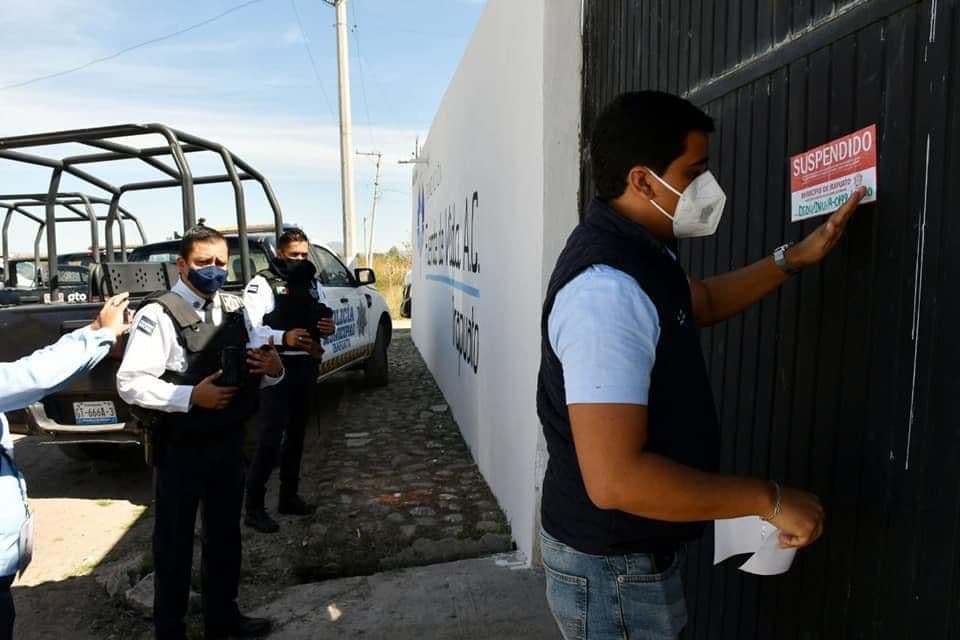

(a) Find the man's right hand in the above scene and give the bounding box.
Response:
[769,487,825,549]
[283,328,315,351]
[190,370,238,410]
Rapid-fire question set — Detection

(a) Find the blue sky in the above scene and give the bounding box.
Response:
[0,0,485,258]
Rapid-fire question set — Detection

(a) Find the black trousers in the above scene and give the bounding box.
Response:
[152,433,244,640]
[0,574,13,640]
[245,356,318,510]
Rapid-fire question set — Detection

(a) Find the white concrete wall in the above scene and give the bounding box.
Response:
[410,0,581,561]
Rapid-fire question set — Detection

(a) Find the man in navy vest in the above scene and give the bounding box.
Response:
[538,91,866,639]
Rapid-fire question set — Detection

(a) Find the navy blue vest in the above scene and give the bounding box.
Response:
[538,198,721,554]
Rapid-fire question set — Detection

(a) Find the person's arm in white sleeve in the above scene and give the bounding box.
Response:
[116,305,193,413]
[242,296,286,389]
[242,338,285,389]
[242,275,285,348]
[259,368,284,388]
[0,326,116,414]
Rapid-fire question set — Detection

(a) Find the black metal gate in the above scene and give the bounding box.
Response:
[581,1,960,637]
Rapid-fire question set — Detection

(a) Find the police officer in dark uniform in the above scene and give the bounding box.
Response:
[118,225,284,640]
[242,228,335,533]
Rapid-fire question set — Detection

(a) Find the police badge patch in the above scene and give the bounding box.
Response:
[137,316,157,335]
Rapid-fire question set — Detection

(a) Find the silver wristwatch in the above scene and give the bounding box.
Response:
[773,243,798,276]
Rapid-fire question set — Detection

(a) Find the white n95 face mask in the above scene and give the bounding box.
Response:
[647,169,727,238]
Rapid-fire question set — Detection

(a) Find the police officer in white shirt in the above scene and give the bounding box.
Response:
[117,226,283,640]
[242,228,335,533]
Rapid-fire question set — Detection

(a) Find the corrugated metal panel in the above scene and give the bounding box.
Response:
[581,0,959,637]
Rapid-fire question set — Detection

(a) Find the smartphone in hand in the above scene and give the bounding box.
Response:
[219,346,245,386]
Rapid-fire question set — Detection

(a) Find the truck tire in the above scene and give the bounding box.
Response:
[364,321,389,387]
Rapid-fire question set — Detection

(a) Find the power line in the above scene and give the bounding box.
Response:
[0,0,266,91]
[349,0,376,150]
[290,0,338,122]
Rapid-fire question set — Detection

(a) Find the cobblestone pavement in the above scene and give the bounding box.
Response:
[245,327,514,586]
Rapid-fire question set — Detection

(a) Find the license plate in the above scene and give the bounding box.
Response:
[73,401,118,425]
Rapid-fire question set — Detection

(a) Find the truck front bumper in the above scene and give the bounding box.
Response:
[26,402,142,445]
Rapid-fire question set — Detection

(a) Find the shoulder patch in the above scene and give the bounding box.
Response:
[245,283,259,294]
[220,292,245,313]
[136,316,157,336]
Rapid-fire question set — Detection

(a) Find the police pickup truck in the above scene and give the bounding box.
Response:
[2,232,391,459]
[129,233,392,384]
[0,124,391,460]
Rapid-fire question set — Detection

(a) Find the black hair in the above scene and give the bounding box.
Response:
[590,91,715,201]
[277,228,310,251]
[179,225,226,259]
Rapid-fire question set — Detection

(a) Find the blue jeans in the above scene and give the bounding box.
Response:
[540,529,687,640]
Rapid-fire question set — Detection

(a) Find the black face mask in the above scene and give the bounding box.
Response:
[275,258,316,284]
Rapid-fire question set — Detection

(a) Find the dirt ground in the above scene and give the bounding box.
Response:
[9,326,510,639]
[9,438,153,640]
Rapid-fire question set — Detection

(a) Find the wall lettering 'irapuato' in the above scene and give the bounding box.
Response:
[452,297,479,375]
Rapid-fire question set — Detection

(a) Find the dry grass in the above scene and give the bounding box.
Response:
[361,251,411,319]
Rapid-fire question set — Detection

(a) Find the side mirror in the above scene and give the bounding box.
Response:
[354,268,376,286]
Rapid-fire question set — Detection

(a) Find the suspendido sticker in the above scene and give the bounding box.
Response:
[790,124,877,222]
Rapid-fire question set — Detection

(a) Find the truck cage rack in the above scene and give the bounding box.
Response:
[0,124,284,294]
[1,193,147,287]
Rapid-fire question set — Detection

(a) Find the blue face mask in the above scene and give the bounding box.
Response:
[187,265,228,294]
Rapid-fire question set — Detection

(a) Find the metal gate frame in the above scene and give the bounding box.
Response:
[580,0,958,637]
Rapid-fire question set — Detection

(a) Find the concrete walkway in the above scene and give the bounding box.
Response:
[252,554,558,639]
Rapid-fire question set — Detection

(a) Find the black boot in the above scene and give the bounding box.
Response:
[278,494,317,516]
[206,613,273,638]
[244,487,278,534]
[244,509,280,533]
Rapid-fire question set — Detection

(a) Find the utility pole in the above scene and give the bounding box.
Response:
[357,150,382,268]
[323,0,356,264]
[361,216,367,265]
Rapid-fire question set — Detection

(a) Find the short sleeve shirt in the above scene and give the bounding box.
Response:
[548,265,661,405]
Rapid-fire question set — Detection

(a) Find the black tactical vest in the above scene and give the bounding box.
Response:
[138,290,261,441]
[538,198,721,555]
[257,268,325,348]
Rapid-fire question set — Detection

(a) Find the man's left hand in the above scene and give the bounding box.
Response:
[247,338,283,376]
[90,292,131,337]
[786,186,867,270]
[317,318,336,337]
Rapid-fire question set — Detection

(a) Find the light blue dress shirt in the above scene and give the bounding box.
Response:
[0,325,115,577]
[548,265,661,405]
